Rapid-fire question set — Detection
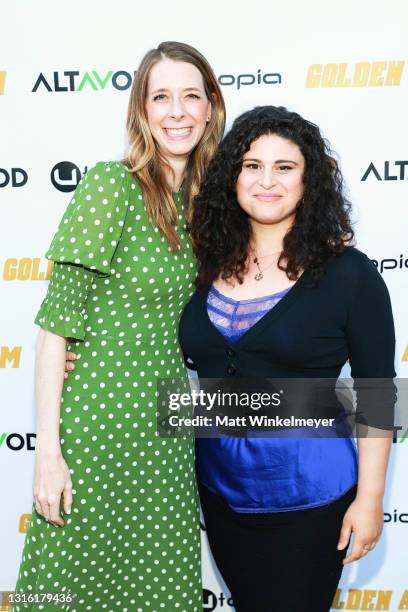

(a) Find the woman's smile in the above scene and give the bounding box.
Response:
[162,126,193,140]
[253,192,283,202]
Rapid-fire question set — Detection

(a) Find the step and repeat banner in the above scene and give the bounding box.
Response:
[1,2,407,610]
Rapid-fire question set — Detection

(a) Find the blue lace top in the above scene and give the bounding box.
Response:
[207,285,291,343]
[195,285,358,513]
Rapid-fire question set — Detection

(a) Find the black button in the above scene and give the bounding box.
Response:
[227,364,236,376]
[226,347,235,357]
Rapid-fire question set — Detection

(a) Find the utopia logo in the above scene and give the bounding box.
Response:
[3,258,53,281]
[51,161,87,192]
[218,69,282,90]
[306,61,405,88]
[0,71,6,95]
[371,255,408,274]
[32,70,134,92]
[384,509,408,523]
[0,346,22,368]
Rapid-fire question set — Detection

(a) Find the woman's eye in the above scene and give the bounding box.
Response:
[277,165,292,172]
[186,93,200,99]
[153,94,167,101]
[244,164,260,170]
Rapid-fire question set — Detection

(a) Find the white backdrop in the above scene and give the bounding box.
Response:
[1,1,407,610]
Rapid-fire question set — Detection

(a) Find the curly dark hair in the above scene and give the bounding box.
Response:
[191,105,354,288]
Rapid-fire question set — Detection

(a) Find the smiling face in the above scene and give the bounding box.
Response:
[236,133,305,231]
[145,58,212,162]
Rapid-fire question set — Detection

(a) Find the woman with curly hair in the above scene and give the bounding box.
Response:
[179,106,394,611]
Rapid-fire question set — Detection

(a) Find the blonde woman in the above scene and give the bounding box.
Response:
[14,42,225,611]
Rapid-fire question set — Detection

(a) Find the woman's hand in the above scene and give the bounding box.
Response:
[64,351,77,379]
[33,451,73,527]
[337,494,384,564]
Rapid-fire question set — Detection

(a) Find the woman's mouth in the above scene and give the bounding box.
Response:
[163,127,193,140]
[254,193,282,202]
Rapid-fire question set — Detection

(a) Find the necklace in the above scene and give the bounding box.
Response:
[253,251,281,281]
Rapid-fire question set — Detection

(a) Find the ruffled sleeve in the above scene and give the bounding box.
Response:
[34,263,93,340]
[35,161,131,340]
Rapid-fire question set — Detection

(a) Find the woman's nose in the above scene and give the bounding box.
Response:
[258,168,278,189]
[169,96,186,120]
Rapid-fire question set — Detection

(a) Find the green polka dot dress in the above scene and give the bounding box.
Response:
[14,162,201,611]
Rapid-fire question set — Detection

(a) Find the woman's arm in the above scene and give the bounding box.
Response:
[33,328,73,527]
[338,432,392,563]
[338,251,396,563]
[32,163,130,522]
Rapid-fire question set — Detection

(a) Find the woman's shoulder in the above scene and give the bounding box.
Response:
[324,246,382,290]
[82,160,135,188]
[328,246,375,272]
[45,161,137,270]
[73,160,143,206]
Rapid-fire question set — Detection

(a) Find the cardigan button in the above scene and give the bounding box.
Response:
[227,364,236,376]
[226,347,235,357]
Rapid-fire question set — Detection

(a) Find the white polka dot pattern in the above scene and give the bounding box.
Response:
[14,162,201,611]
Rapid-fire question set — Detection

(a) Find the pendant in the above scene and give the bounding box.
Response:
[254,272,263,281]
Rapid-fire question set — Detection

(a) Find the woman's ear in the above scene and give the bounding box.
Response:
[207,92,218,122]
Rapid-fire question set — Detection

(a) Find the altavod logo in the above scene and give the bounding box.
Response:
[306,61,404,88]
[0,168,28,188]
[218,69,282,90]
[0,346,22,368]
[362,160,408,181]
[32,70,134,92]
[203,589,234,610]
[51,161,86,193]
[0,433,36,451]
[3,258,53,281]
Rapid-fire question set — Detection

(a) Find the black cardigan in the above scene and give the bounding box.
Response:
[179,248,396,426]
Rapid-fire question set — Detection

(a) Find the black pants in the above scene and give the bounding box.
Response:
[199,481,356,612]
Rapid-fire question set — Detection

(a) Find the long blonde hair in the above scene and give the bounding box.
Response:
[125,41,226,249]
